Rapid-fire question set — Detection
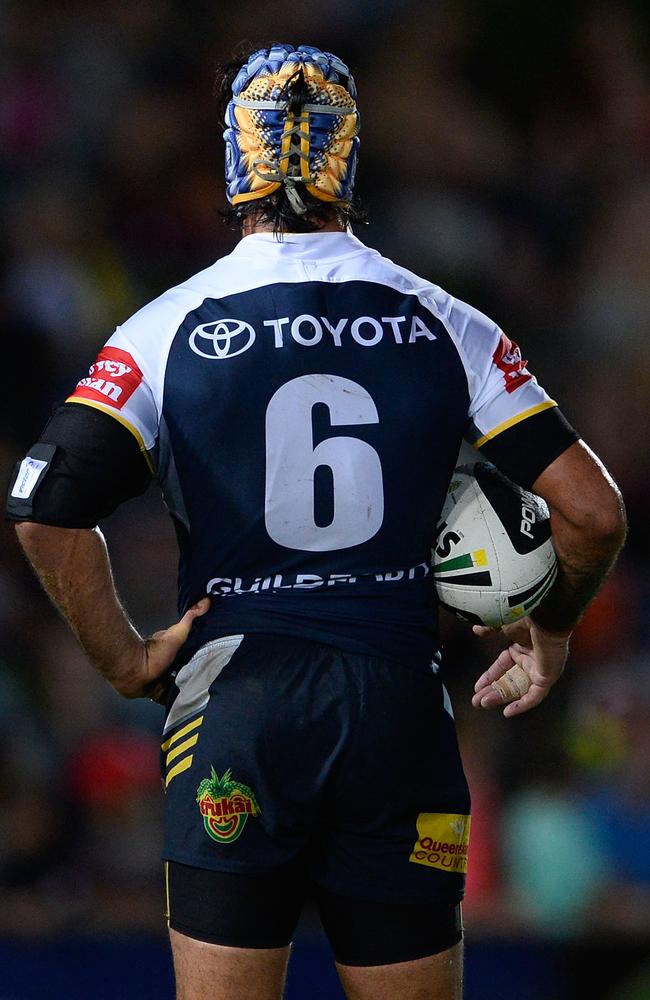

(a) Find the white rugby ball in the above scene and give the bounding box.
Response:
[433,463,557,628]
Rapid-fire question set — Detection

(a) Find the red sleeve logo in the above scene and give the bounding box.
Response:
[68,346,144,410]
[492,333,532,394]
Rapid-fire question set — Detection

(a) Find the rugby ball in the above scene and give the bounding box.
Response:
[433,463,557,628]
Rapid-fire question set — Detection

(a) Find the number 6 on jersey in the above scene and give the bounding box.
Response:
[264,374,384,552]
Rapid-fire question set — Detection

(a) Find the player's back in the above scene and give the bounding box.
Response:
[66,230,553,664]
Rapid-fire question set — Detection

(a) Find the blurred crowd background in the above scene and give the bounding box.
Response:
[1,1,649,998]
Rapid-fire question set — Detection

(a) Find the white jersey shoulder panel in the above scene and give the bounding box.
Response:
[365,250,557,445]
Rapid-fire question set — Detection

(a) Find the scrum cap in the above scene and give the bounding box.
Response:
[224,44,359,215]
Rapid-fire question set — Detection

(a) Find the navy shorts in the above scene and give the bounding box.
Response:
[160,633,470,908]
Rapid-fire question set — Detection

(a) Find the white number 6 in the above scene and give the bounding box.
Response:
[265,375,384,551]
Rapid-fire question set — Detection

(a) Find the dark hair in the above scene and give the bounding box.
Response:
[214,42,367,235]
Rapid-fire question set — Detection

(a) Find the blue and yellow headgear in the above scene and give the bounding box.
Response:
[224,44,359,215]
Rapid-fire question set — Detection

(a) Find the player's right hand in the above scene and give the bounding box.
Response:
[471,617,571,717]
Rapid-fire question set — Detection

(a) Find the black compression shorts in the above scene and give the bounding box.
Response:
[166,861,463,965]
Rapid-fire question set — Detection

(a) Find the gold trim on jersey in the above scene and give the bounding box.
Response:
[474,400,557,448]
[65,397,155,472]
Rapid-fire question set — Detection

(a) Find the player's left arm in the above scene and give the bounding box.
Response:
[527,439,626,633]
[444,303,626,714]
[471,439,626,716]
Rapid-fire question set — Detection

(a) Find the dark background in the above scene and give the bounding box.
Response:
[1,2,649,998]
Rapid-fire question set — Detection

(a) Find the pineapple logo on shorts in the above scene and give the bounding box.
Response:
[196,767,260,844]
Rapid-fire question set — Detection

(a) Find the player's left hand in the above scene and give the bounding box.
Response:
[116,597,210,702]
[471,617,570,717]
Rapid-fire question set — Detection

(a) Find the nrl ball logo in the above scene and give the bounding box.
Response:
[196,767,260,843]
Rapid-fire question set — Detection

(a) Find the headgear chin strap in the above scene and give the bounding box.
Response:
[224,44,359,213]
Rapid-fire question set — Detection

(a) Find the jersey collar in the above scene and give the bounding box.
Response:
[230,230,372,262]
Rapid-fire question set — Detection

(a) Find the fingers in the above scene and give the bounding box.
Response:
[181,596,211,626]
[166,597,211,644]
[471,617,568,718]
[474,673,548,716]
[502,684,547,717]
[471,647,516,708]
[147,597,211,665]
[473,646,517,689]
[472,643,555,716]
[472,685,510,711]
[472,621,533,654]
[129,598,211,701]
[472,643,539,711]
[472,625,498,638]
[187,596,211,618]
[491,663,530,702]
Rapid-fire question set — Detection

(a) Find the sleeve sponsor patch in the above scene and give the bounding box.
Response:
[5,442,57,519]
[493,333,532,394]
[11,456,49,500]
[68,346,143,411]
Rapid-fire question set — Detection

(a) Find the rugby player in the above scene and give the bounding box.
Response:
[7,44,626,1000]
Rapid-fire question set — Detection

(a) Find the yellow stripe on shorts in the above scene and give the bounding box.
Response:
[161,715,204,752]
[166,733,199,766]
[166,755,194,787]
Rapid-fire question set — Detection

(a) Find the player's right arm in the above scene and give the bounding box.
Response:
[12,519,208,701]
[5,304,208,700]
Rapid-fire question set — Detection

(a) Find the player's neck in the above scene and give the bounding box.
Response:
[241,218,346,237]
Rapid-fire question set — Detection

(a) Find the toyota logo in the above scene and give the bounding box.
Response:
[189,319,256,359]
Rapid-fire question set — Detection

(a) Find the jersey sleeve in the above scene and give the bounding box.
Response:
[6,284,198,526]
[6,299,170,526]
[436,295,578,487]
[458,314,555,448]
[65,327,159,463]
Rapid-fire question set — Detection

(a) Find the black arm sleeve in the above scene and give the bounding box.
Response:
[478,406,579,490]
[5,403,153,528]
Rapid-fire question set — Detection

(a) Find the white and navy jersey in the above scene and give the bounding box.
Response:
[29,231,574,663]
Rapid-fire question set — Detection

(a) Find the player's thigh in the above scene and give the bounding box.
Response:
[170,927,289,1000]
[336,942,463,1000]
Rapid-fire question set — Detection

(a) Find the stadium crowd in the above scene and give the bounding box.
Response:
[1,2,649,996]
